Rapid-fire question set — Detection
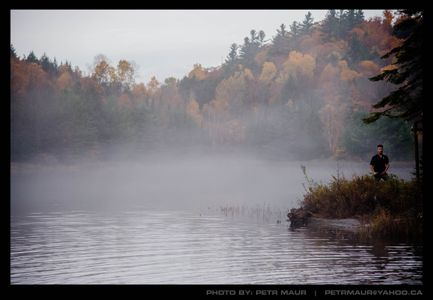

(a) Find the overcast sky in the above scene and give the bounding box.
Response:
[11,10,385,83]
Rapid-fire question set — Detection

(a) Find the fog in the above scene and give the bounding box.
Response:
[11,149,414,216]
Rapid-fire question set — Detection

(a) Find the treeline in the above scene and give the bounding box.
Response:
[11,10,414,161]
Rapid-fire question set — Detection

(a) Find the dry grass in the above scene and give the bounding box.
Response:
[301,169,422,241]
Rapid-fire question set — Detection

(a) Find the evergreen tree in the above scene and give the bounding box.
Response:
[26,51,39,64]
[354,9,365,23]
[225,43,238,64]
[364,10,423,123]
[10,44,17,58]
[40,53,58,76]
[300,11,314,35]
[322,9,339,40]
[258,30,266,46]
[290,21,300,38]
[270,24,290,56]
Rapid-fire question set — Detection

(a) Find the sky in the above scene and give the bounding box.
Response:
[11,10,385,83]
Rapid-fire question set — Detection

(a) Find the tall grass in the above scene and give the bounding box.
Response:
[301,168,423,241]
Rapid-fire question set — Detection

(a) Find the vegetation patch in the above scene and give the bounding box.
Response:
[291,167,423,242]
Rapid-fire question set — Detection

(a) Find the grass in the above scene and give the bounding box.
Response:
[300,167,423,242]
[219,204,285,223]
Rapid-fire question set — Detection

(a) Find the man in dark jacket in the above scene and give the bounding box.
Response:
[370,144,389,181]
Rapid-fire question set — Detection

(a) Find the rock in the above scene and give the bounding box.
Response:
[307,217,361,233]
[287,207,312,228]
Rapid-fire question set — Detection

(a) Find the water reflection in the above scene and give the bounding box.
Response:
[11,210,422,284]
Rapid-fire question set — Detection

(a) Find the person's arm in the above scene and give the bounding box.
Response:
[370,164,376,174]
[382,156,390,174]
[383,163,390,174]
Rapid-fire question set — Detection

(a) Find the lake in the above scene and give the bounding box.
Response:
[10,156,422,284]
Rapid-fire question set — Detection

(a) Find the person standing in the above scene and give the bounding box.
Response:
[370,144,389,181]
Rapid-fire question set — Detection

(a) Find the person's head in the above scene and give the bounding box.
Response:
[377,144,384,155]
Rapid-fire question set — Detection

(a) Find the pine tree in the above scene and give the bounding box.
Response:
[270,24,290,56]
[26,51,39,64]
[10,44,17,58]
[300,11,314,35]
[258,30,266,46]
[364,10,423,123]
[290,21,300,38]
[322,9,338,41]
[225,43,238,64]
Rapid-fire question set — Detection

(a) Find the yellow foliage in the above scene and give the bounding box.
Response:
[282,51,316,80]
[186,98,203,127]
[254,49,268,67]
[93,60,116,83]
[243,68,255,81]
[338,60,360,81]
[147,76,160,93]
[259,62,277,83]
[116,60,135,87]
[188,64,207,80]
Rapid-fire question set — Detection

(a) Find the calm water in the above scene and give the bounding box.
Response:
[11,158,421,284]
[11,209,422,284]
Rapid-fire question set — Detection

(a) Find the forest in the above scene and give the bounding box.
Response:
[11,10,415,162]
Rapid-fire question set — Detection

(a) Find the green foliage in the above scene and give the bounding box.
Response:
[322,9,365,41]
[300,12,314,35]
[364,10,423,123]
[10,44,17,58]
[343,110,413,160]
[25,51,39,64]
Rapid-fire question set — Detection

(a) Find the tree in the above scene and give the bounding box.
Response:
[26,51,39,64]
[225,43,238,64]
[92,54,116,87]
[40,53,58,77]
[343,110,413,160]
[300,12,314,35]
[354,9,365,24]
[270,24,290,55]
[363,10,423,123]
[239,30,262,71]
[116,59,136,91]
[321,10,338,41]
[290,21,300,38]
[258,30,266,46]
[10,44,17,58]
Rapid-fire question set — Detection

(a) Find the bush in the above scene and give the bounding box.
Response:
[301,172,422,241]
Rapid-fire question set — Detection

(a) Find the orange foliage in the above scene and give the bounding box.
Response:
[57,71,73,90]
[131,83,147,100]
[11,59,50,98]
[358,60,380,77]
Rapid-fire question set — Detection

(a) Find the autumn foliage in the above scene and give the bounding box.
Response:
[11,10,414,161]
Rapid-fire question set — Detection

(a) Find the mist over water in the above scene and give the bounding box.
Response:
[10,150,419,284]
[11,150,414,215]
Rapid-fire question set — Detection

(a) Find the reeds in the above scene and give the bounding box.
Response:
[219,204,284,223]
[301,170,422,241]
